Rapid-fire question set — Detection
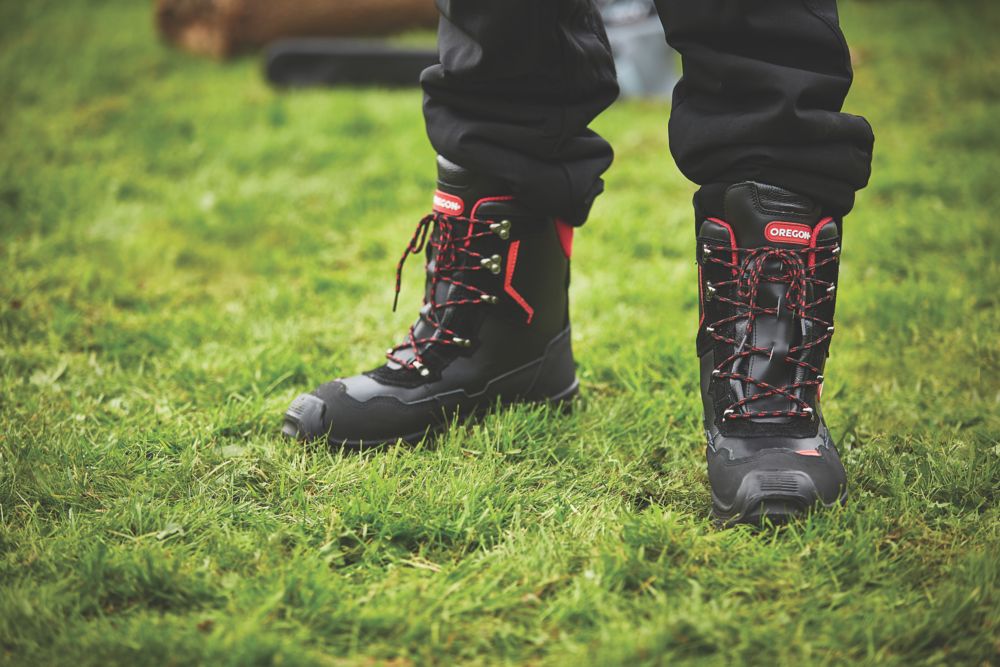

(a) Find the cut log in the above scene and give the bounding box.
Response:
[156,0,439,59]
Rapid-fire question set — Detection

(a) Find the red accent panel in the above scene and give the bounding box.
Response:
[554,218,574,258]
[808,216,836,269]
[701,217,739,330]
[796,449,822,457]
[467,195,515,248]
[764,221,812,246]
[470,195,514,219]
[705,217,739,274]
[433,191,464,216]
[698,265,704,328]
[504,240,534,324]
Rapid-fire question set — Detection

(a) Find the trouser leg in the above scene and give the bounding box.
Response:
[654,0,874,216]
[420,0,619,226]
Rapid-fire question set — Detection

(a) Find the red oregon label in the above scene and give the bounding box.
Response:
[764,221,812,246]
[432,191,465,216]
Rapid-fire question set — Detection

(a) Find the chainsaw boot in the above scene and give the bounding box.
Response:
[282,156,578,446]
[696,182,848,524]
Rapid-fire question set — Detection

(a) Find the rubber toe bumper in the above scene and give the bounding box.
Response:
[282,393,329,441]
[709,448,848,525]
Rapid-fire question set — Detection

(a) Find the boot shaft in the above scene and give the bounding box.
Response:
[387,156,574,376]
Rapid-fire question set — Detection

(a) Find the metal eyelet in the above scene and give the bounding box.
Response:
[452,336,472,348]
[705,326,715,333]
[480,255,502,274]
[490,220,511,240]
[723,408,735,419]
[481,294,498,304]
[827,283,836,293]
[704,282,717,300]
[711,369,721,377]
[827,325,835,333]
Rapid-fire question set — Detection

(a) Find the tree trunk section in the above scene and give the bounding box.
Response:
[156,0,439,59]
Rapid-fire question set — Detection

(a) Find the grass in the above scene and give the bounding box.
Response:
[1,1,998,665]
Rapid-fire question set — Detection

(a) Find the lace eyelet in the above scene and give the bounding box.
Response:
[480,255,502,274]
[490,220,511,239]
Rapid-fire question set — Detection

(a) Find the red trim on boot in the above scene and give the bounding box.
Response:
[698,265,704,328]
[808,216,836,268]
[555,219,573,258]
[467,195,515,248]
[470,195,514,219]
[504,240,534,324]
[706,217,739,271]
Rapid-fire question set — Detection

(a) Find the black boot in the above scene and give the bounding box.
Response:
[282,156,579,446]
[696,182,848,523]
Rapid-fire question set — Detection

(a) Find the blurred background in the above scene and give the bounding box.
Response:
[154,0,677,95]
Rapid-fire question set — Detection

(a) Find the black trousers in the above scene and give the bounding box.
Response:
[420,0,875,225]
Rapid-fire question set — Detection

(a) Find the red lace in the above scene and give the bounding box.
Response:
[703,243,840,420]
[387,212,497,373]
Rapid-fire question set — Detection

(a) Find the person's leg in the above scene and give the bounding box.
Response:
[283,1,617,446]
[656,0,873,217]
[654,0,874,523]
[421,0,619,226]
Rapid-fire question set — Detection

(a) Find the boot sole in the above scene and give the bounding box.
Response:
[282,376,578,449]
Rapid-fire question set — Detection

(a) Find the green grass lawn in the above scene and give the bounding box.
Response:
[2,1,998,665]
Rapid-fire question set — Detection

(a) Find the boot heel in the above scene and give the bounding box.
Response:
[527,325,578,402]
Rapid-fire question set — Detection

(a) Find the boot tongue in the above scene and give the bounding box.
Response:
[422,156,513,341]
[723,182,822,248]
[722,182,823,423]
[390,158,512,369]
[427,155,511,303]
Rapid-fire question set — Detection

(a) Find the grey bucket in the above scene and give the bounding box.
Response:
[600,0,678,99]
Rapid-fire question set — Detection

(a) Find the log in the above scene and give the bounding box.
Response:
[156,0,439,59]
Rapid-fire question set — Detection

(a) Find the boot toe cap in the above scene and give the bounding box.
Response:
[282,379,434,446]
[282,392,331,441]
[707,435,848,523]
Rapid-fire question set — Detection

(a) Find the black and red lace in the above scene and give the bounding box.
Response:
[387,211,499,375]
[702,241,840,420]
